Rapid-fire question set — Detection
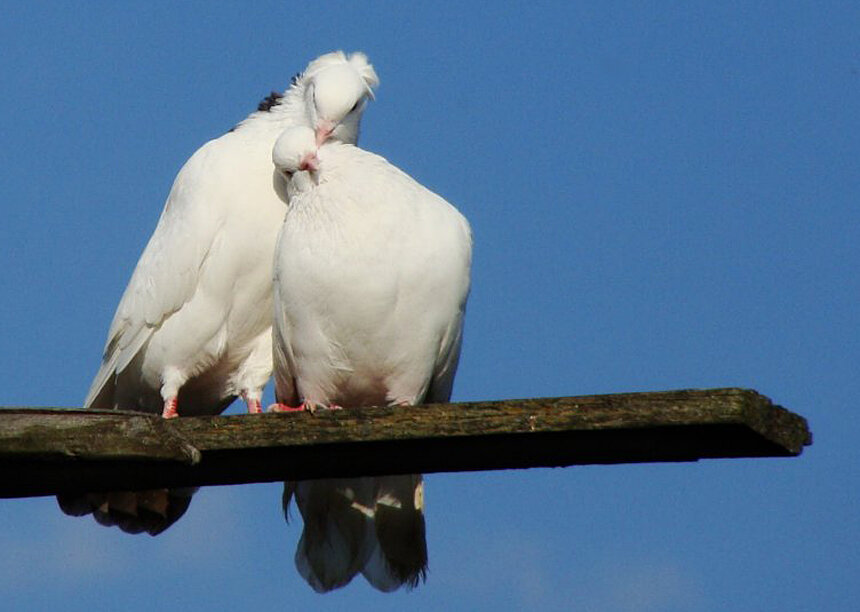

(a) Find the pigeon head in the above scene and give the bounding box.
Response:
[302,51,378,146]
[273,126,320,194]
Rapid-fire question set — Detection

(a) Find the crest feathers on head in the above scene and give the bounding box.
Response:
[346,52,379,99]
[301,51,379,99]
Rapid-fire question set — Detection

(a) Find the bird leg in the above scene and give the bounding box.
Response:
[161,397,179,419]
[160,369,185,419]
[240,390,263,414]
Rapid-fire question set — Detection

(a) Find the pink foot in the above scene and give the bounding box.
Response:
[162,397,179,419]
[268,401,309,413]
[267,401,343,414]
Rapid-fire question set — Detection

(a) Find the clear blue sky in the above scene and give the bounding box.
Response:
[1,3,857,610]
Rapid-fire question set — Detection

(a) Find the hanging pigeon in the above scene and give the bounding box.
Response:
[58,51,379,536]
[270,126,472,591]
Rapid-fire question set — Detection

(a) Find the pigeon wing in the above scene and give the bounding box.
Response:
[84,143,224,408]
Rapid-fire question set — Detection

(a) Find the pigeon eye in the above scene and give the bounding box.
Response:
[349,100,361,114]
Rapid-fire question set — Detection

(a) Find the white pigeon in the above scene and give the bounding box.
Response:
[270,126,472,591]
[85,50,378,419]
[58,51,379,536]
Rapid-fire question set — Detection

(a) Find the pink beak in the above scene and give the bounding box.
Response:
[299,152,319,172]
[315,121,334,146]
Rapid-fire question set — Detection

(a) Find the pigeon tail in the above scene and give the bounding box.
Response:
[362,474,428,591]
[57,487,197,536]
[284,476,427,592]
[285,479,375,592]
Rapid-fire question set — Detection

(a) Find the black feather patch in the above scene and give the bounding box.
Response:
[228,70,302,132]
[257,91,284,112]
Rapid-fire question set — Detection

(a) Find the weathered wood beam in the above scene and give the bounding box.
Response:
[0,388,811,498]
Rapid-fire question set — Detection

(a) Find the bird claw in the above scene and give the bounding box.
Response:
[305,402,344,413]
[266,401,342,414]
[268,401,309,413]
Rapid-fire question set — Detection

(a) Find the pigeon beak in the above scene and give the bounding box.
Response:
[299,152,319,173]
[315,121,334,146]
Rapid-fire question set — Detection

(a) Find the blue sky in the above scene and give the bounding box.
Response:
[1,2,858,610]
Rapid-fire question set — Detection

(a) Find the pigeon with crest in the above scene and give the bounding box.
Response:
[59,51,379,536]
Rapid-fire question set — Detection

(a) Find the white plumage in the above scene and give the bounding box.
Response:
[271,126,472,591]
[85,50,378,418]
[60,51,379,536]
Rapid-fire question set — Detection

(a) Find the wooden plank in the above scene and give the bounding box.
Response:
[0,388,811,498]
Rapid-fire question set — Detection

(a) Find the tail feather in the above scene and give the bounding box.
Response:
[285,475,427,593]
[369,475,427,590]
[287,479,374,592]
[57,487,196,536]
[361,544,404,593]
